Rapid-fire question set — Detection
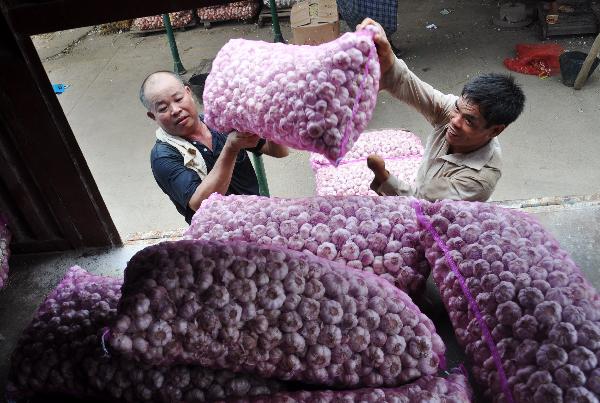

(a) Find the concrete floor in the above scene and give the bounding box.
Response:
[31,0,600,239]
[0,240,154,399]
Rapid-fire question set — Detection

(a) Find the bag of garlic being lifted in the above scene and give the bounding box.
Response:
[203,28,381,164]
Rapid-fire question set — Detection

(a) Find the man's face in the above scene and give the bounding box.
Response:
[445,97,505,153]
[145,74,198,137]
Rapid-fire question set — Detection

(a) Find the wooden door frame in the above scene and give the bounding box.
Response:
[0,0,233,252]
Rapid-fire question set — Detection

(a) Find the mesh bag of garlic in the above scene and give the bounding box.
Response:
[108,239,446,388]
[309,129,424,169]
[224,373,473,402]
[132,11,194,31]
[186,194,432,296]
[310,129,424,197]
[197,1,260,22]
[261,0,298,8]
[413,199,600,403]
[203,28,381,164]
[7,266,284,402]
[314,157,422,197]
[0,213,10,289]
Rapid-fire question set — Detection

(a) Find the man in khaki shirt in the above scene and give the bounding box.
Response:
[358,19,525,202]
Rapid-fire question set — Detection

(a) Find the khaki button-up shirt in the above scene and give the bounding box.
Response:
[376,57,502,202]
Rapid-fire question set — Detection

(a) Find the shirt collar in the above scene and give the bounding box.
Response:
[440,137,501,171]
[198,113,222,138]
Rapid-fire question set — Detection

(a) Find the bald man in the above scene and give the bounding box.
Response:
[141,71,289,224]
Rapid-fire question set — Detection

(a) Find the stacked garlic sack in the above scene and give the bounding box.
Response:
[132,11,194,30]
[314,158,422,196]
[309,129,424,168]
[186,195,431,296]
[7,266,284,402]
[261,0,298,8]
[197,1,260,22]
[109,240,446,388]
[414,199,600,403]
[310,129,424,197]
[0,214,10,289]
[225,373,473,402]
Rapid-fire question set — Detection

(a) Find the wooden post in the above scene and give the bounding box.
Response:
[574,32,600,90]
[0,16,121,251]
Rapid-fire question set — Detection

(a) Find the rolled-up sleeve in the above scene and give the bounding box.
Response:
[380,57,456,128]
[377,175,417,197]
[417,168,501,202]
[377,167,500,202]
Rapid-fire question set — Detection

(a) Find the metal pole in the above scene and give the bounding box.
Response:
[249,0,284,197]
[252,153,271,196]
[268,0,285,43]
[162,14,187,74]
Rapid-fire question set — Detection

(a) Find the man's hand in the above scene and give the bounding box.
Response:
[261,140,289,158]
[225,131,261,152]
[366,154,391,192]
[188,131,259,212]
[356,18,395,76]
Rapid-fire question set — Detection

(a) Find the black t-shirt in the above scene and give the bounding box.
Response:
[150,117,265,224]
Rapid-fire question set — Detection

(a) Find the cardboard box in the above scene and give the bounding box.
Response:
[290,0,339,46]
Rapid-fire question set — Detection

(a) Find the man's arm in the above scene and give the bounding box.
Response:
[259,140,289,158]
[378,169,500,202]
[376,175,417,197]
[380,58,457,127]
[357,18,456,127]
[233,130,289,158]
[187,132,261,211]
